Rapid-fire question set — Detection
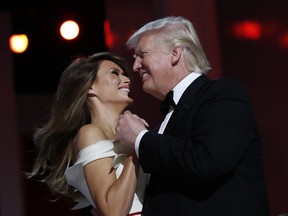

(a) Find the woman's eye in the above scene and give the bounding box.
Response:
[111,70,119,75]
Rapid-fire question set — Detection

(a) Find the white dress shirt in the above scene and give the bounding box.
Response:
[134,72,201,157]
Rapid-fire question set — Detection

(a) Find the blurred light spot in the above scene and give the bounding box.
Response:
[104,19,114,48]
[9,34,29,53]
[60,20,79,40]
[232,20,262,40]
[279,32,288,49]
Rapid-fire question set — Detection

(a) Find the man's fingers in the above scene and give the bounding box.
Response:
[132,114,149,127]
[120,111,149,127]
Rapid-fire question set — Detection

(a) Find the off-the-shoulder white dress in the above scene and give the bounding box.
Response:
[65,140,148,214]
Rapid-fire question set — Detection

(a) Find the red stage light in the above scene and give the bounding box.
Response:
[104,19,114,48]
[232,20,262,40]
[279,32,288,49]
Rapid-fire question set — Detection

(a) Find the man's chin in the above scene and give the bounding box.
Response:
[142,87,159,99]
[142,82,150,92]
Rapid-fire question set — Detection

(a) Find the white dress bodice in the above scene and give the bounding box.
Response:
[65,140,148,213]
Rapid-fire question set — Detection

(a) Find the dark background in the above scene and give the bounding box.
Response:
[1,0,287,215]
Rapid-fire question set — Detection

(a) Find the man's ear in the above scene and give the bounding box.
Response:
[171,46,183,66]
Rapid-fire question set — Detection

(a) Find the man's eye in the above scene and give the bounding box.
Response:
[134,51,147,59]
[140,52,147,58]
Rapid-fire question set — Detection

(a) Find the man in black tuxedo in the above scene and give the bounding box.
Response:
[116,16,270,216]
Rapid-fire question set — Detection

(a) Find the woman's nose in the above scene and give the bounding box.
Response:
[122,75,130,84]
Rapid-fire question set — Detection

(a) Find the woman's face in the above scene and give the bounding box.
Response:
[92,60,133,105]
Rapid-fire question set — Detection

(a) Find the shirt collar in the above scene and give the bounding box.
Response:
[172,72,201,104]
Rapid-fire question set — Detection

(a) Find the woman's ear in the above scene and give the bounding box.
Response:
[87,88,96,97]
[171,46,183,66]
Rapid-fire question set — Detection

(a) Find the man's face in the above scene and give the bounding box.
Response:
[132,34,173,100]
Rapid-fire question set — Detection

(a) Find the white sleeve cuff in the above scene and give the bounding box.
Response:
[135,129,149,158]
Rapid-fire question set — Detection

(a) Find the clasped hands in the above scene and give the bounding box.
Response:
[116,110,149,149]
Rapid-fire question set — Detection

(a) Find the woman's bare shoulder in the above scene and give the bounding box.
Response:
[74,124,106,150]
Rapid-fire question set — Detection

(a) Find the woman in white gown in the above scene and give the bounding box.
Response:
[28,52,148,216]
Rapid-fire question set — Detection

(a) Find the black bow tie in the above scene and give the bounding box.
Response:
[160,91,176,116]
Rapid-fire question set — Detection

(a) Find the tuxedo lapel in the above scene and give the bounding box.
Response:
[164,75,211,134]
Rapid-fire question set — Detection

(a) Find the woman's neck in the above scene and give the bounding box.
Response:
[90,105,123,140]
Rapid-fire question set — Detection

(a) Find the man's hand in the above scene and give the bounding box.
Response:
[90,208,102,216]
[116,110,149,148]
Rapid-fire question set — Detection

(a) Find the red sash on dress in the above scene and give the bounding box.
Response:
[127,211,142,216]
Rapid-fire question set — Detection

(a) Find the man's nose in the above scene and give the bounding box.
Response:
[132,58,141,72]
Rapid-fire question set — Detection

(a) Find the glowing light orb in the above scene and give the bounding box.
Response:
[9,34,29,53]
[60,20,80,40]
